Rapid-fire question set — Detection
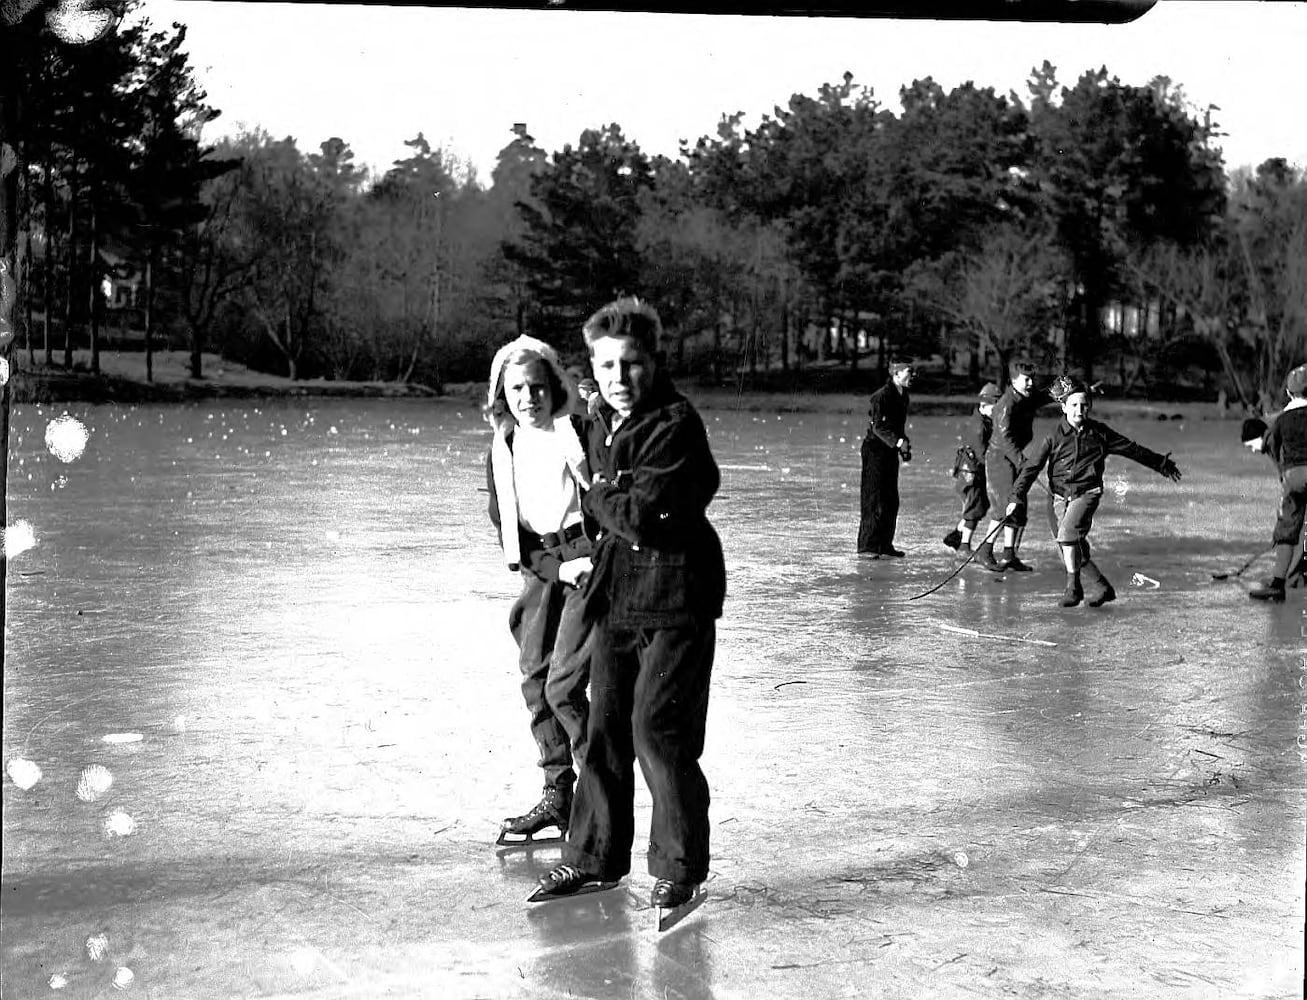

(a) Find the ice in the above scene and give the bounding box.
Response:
[1,397,1302,999]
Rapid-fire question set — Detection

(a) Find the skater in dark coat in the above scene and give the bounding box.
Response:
[1005,375,1182,607]
[1245,363,1307,601]
[943,382,1000,557]
[857,360,915,557]
[484,335,595,845]
[534,298,726,912]
[976,359,1056,573]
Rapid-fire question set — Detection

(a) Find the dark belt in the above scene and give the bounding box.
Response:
[536,523,585,550]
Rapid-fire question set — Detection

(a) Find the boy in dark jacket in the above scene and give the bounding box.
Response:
[1005,375,1182,608]
[977,359,1056,573]
[1246,363,1307,601]
[532,298,726,916]
[857,360,915,557]
[944,382,1000,557]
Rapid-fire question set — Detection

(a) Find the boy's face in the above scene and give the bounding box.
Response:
[1062,391,1091,428]
[1011,372,1034,395]
[979,401,995,418]
[503,360,554,429]
[590,335,655,418]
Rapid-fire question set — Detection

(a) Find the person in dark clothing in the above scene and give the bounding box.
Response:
[944,381,1000,557]
[1005,375,1182,608]
[858,360,915,558]
[1246,363,1307,601]
[533,298,726,913]
[977,359,1056,573]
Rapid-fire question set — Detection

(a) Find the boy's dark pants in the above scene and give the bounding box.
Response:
[858,438,900,552]
[566,621,715,885]
[507,537,593,792]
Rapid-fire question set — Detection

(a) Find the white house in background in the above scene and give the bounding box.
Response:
[98,248,142,310]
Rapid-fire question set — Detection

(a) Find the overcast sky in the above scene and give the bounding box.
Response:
[136,1,1307,182]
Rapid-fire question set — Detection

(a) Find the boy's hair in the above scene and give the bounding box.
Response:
[582,297,663,356]
[1009,358,1037,379]
[1287,363,1307,397]
[1050,374,1089,403]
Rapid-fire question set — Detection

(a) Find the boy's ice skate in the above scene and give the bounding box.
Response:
[496,786,570,848]
[526,863,619,903]
[651,879,707,932]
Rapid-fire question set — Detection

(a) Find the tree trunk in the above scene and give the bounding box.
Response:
[144,250,155,383]
[23,203,33,367]
[87,207,100,375]
[63,178,77,368]
[41,152,53,365]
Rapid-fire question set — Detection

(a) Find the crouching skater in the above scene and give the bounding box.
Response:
[1005,375,1182,608]
[1244,363,1307,602]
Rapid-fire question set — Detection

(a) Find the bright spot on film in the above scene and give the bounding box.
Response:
[45,414,90,463]
[3,519,37,559]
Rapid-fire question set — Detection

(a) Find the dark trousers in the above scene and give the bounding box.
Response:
[858,439,900,553]
[566,622,714,884]
[985,455,1026,528]
[507,540,593,791]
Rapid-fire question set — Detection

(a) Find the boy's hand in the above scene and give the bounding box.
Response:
[558,556,593,588]
[1159,454,1182,482]
[1005,501,1018,517]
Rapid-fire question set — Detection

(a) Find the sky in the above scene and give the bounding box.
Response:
[135,1,1307,183]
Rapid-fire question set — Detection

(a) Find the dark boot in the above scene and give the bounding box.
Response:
[976,541,1004,572]
[999,546,1033,572]
[1249,578,1287,602]
[1060,577,1083,607]
[1081,561,1116,607]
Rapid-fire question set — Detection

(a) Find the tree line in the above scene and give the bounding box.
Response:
[7,6,1306,405]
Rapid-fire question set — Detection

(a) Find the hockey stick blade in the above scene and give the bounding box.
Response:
[655,886,707,933]
[526,880,619,904]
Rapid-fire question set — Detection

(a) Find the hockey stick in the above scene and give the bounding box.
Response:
[1211,547,1270,581]
[907,516,1011,602]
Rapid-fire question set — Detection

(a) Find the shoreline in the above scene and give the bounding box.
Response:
[6,351,1245,424]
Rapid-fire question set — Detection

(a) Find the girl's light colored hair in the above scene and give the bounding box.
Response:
[483,346,569,433]
[581,297,662,356]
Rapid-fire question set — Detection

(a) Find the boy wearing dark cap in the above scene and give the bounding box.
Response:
[531,298,726,920]
[1246,363,1307,601]
[977,359,1056,573]
[944,382,1000,557]
[858,360,915,558]
[1005,375,1182,607]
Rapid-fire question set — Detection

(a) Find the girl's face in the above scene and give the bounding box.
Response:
[503,360,554,429]
[590,335,655,418]
[1062,391,1091,428]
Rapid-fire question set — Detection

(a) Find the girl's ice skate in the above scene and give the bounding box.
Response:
[496,786,570,848]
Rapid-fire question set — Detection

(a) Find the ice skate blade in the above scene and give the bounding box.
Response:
[526,880,619,904]
[495,827,565,850]
[655,887,707,932]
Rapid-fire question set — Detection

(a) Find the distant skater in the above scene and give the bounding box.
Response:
[1244,363,1307,602]
[531,298,725,922]
[484,335,595,845]
[976,359,1055,573]
[858,360,915,558]
[944,382,1000,558]
[1005,375,1181,608]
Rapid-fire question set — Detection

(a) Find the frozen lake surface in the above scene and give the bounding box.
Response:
[3,396,1304,999]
